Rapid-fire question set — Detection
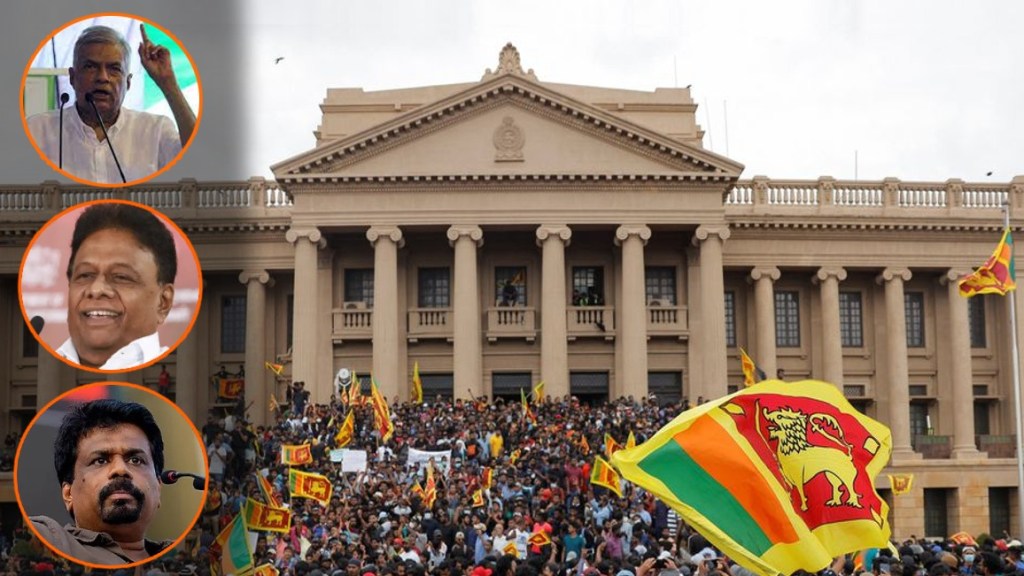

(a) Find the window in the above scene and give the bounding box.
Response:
[923,489,949,538]
[910,402,930,438]
[221,295,247,353]
[775,291,800,347]
[344,269,375,307]
[22,323,38,358]
[839,292,863,347]
[572,267,604,305]
[990,488,1011,536]
[648,371,683,406]
[645,267,676,305]
[420,373,454,401]
[418,267,450,308]
[724,291,736,347]
[968,296,986,348]
[570,372,609,404]
[492,372,533,401]
[974,401,991,436]
[495,266,527,306]
[905,292,925,348]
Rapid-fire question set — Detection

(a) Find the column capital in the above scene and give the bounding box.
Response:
[614,224,652,247]
[876,267,912,285]
[749,266,781,282]
[692,224,731,246]
[940,268,973,286]
[366,226,405,248]
[814,266,848,284]
[286,227,326,248]
[447,225,484,248]
[536,224,572,247]
[238,269,272,286]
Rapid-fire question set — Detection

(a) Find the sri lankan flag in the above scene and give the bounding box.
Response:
[423,461,438,509]
[509,449,521,465]
[612,380,892,576]
[347,373,365,406]
[411,481,426,501]
[288,468,333,507]
[740,348,766,387]
[502,541,519,558]
[888,473,913,496]
[604,433,623,459]
[472,489,486,507]
[255,472,282,508]
[370,377,395,442]
[254,564,279,576]
[335,410,355,448]
[243,498,291,533]
[959,227,1016,297]
[264,361,284,376]
[591,456,623,497]
[412,362,424,404]
[528,529,552,547]
[217,377,245,399]
[521,389,537,425]
[481,467,493,489]
[216,513,253,576]
[626,431,637,450]
[281,444,313,465]
[579,434,591,455]
[532,380,545,403]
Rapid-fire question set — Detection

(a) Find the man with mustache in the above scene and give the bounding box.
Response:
[56,203,176,370]
[26,24,195,184]
[30,399,170,565]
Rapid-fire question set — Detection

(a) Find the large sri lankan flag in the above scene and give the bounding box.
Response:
[612,380,892,576]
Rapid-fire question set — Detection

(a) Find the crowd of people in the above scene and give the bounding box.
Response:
[2,387,1024,576]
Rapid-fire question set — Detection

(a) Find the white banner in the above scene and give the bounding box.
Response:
[406,448,452,474]
[341,449,368,473]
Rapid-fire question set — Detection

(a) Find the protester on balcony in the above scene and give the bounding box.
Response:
[26,24,195,184]
[57,203,176,370]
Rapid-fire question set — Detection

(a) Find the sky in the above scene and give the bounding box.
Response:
[243,0,1022,184]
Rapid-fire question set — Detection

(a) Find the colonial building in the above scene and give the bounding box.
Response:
[1,44,1021,541]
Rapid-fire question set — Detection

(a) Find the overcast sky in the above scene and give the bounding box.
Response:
[244,0,1022,184]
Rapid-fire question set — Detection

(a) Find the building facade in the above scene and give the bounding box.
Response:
[1,45,1022,540]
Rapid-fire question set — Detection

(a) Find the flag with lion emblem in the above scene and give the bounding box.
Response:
[612,380,891,576]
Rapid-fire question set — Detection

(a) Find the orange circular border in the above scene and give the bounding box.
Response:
[16,198,204,375]
[19,12,204,188]
[13,381,211,570]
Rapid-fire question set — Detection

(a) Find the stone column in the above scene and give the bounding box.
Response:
[285,228,324,396]
[240,270,272,427]
[815,266,847,387]
[693,225,731,399]
[36,350,62,408]
[536,225,572,400]
[942,269,980,458]
[448,225,484,401]
[367,226,404,400]
[749,267,780,379]
[615,225,652,400]
[175,302,199,421]
[877,267,917,459]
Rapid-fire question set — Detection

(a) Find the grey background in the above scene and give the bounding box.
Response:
[3,0,248,184]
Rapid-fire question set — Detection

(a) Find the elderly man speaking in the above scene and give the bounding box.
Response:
[27,24,196,184]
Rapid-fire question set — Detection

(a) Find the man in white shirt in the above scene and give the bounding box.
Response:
[57,203,176,370]
[27,24,195,184]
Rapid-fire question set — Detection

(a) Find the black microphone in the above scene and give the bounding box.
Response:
[58,93,69,169]
[29,316,44,337]
[160,470,206,491]
[84,93,126,183]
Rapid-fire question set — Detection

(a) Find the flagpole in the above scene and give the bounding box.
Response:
[1004,203,1024,538]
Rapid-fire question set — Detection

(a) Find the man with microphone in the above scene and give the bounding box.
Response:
[26,24,195,184]
[29,399,172,565]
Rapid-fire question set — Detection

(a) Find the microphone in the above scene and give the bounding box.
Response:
[160,470,206,491]
[29,316,44,337]
[84,93,126,183]
[58,93,69,169]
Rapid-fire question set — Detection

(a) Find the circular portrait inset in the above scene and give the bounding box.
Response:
[21,12,202,187]
[19,200,202,373]
[14,383,208,569]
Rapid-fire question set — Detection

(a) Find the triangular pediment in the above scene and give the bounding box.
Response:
[272,73,743,183]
